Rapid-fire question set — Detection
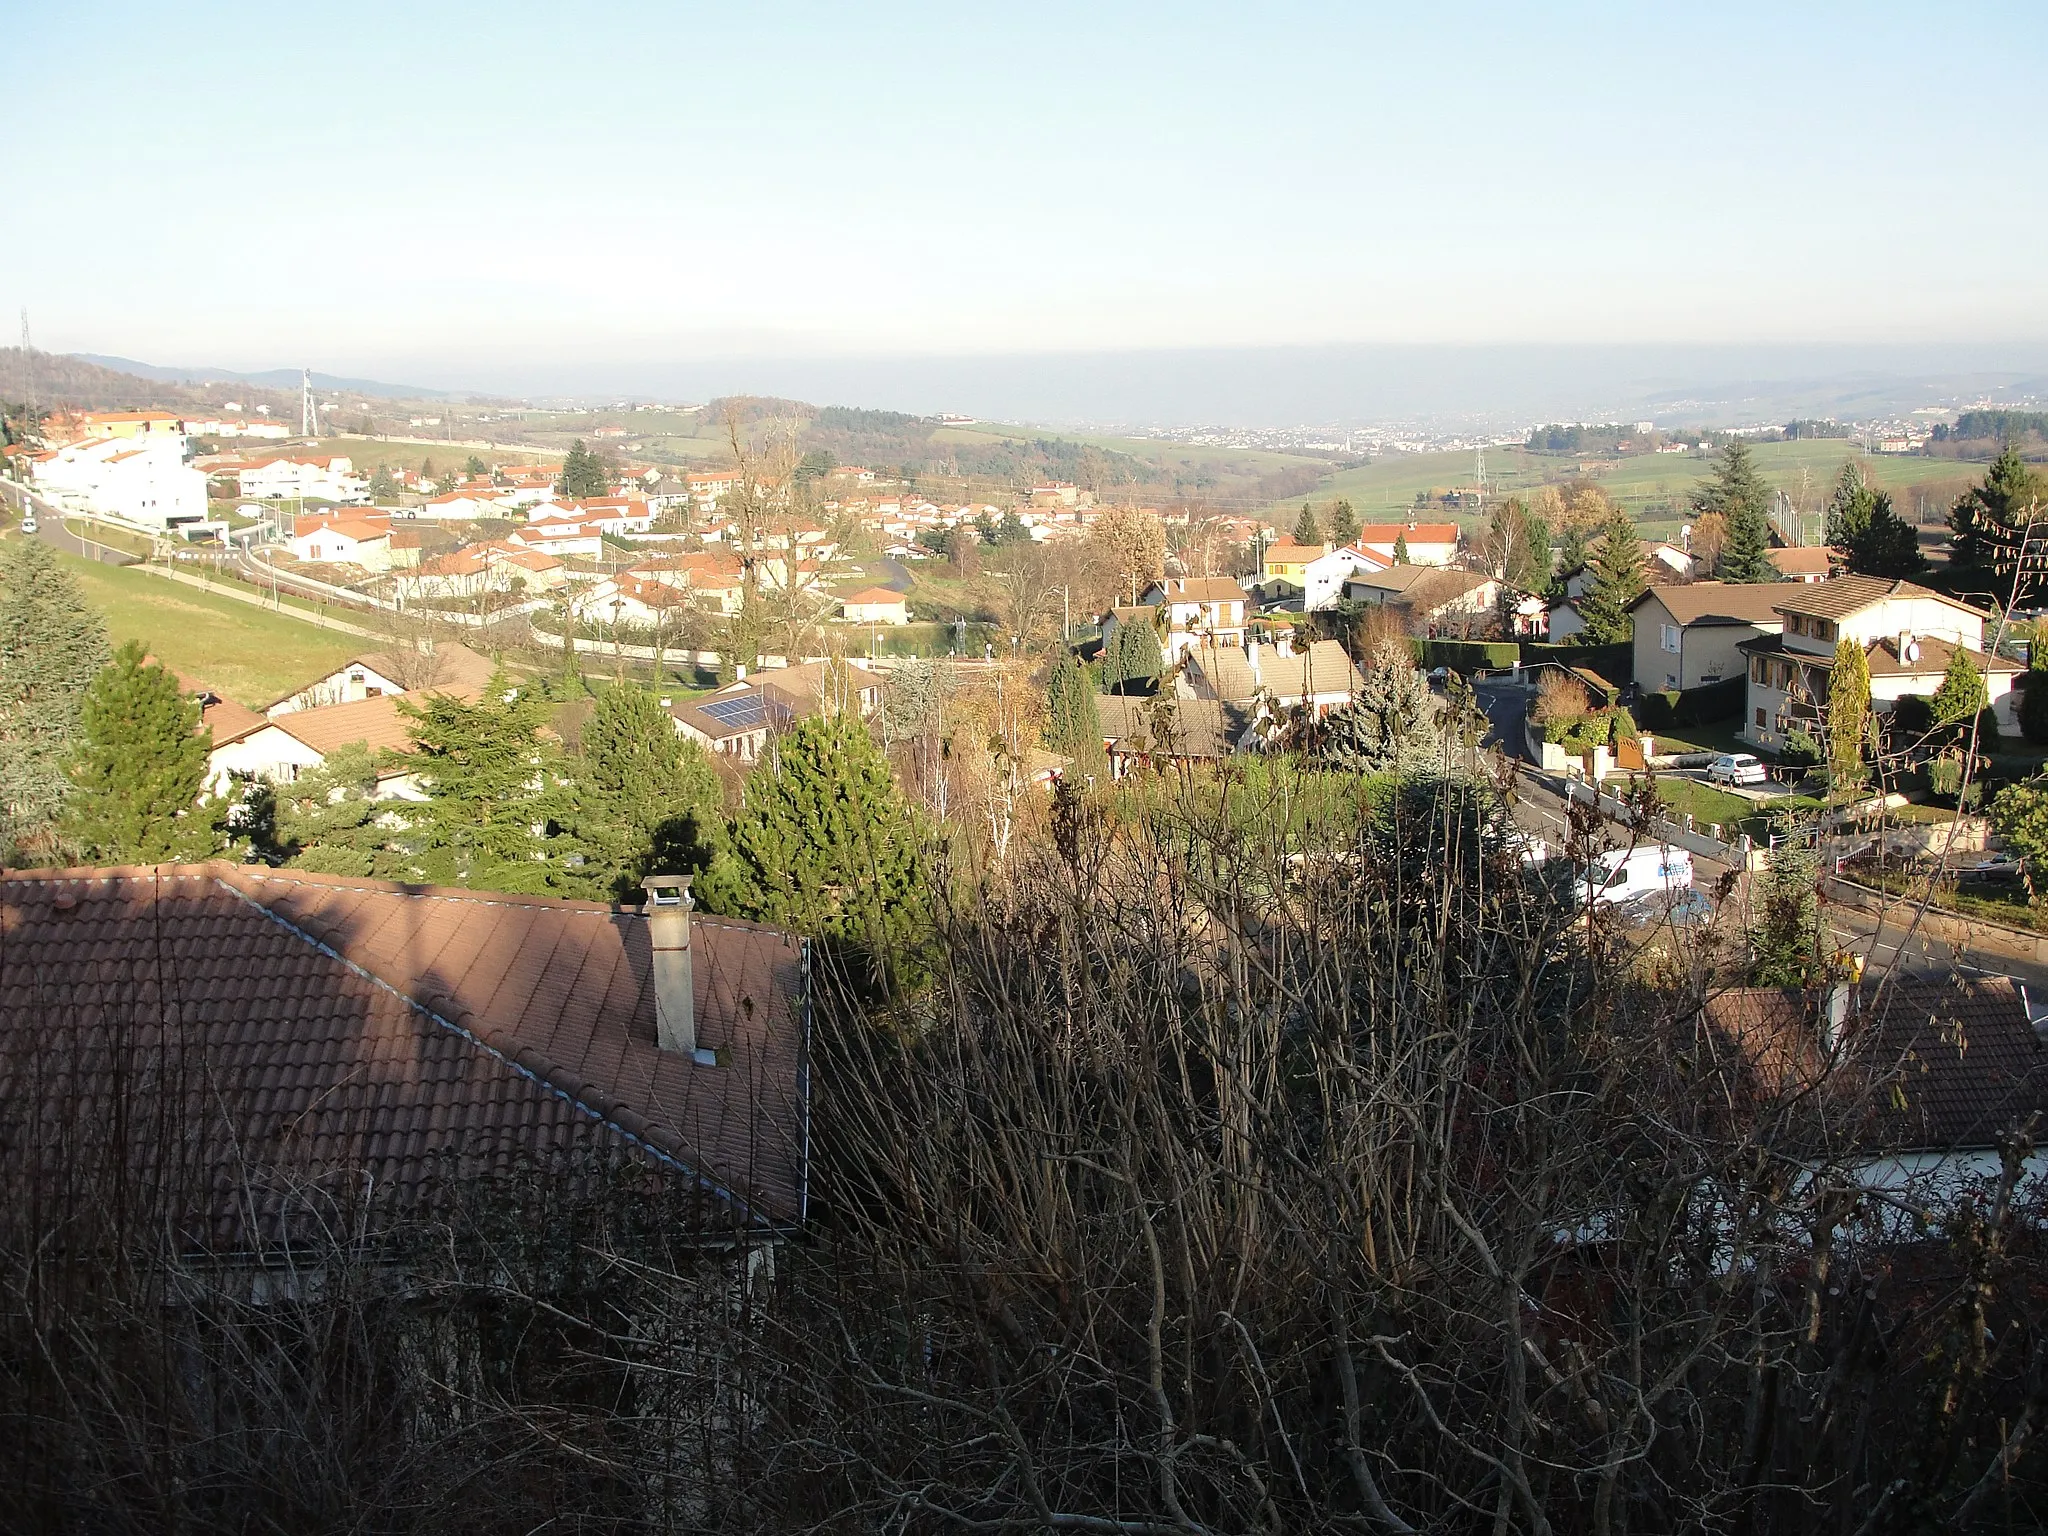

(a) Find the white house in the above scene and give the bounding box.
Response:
[1738,576,2022,752]
[266,642,498,716]
[1140,576,1250,644]
[27,436,209,530]
[238,455,369,504]
[838,586,911,625]
[1357,522,1460,567]
[509,516,608,558]
[1299,545,1390,611]
[288,515,393,570]
[399,541,567,601]
[412,487,522,520]
[572,574,696,630]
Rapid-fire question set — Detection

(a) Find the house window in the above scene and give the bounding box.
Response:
[1660,624,1680,653]
[1756,707,1767,728]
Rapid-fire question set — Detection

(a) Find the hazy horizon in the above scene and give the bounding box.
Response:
[10,0,2047,419]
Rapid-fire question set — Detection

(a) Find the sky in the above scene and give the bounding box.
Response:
[8,1,2048,413]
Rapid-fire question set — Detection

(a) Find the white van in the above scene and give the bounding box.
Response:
[1580,845,1694,908]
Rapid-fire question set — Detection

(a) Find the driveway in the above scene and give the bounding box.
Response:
[1472,677,1536,762]
[860,557,913,594]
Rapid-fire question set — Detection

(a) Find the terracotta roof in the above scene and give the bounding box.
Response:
[1358,522,1460,546]
[1863,632,2020,678]
[1774,576,1988,624]
[274,693,422,756]
[176,675,269,747]
[1769,546,1834,577]
[1631,582,1795,627]
[0,864,807,1244]
[1152,577,1247,603]
[345,641,498,700]
[839,586,907,606]
[1705,977,2048,1151]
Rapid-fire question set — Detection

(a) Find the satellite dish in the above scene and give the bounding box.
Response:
[1904,640,1920,664]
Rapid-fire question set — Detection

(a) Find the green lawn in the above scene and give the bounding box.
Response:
[1646,717,1751,758]
[58,553,360,706]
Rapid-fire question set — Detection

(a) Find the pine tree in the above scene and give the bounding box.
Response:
[576,684,725,900]
[1392,532,1411,566]
[61,642,214,864]
[1826,635,1870,793]
[1695,441,1778,582]
[696,714,929,974]
[1303,638,1442,773]
[1043,652,1103,766]
[1846,489,1925,577]
[401,675,584,893]
[1293,503,1321,545]
[557,440,609,499]
[1103,617,1163,695]
[1749,839,1822,988]
[368,466,400,501]
[1823,461,1869,549]
[1326,499,1360,547]
[1948,445,2046,605]
[275,742,409,876]
[0,533,109,858]
[1930,646,1988,728]
[1547,525,1589,601]
[1574,514,1648,645]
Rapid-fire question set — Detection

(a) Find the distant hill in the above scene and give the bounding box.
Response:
[75,355,450,401]
[0,348,298,416]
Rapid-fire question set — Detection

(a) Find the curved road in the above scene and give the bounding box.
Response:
[0,482,137,565]
[860,556,913,594]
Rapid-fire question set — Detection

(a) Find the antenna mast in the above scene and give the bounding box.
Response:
[301,367,317,438]
[1474,443,1487,513]
[19,309,34,431]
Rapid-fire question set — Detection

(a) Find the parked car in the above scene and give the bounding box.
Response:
[1707,752,1768,787]
[18,516,37,535]
[1578,845,1695,909]
[1619,886,1713,928]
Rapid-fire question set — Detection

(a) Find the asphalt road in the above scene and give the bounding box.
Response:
[860,556,913,594]
[0,481,135,564]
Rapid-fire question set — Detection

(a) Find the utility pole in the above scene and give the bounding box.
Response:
[18,310,34,432]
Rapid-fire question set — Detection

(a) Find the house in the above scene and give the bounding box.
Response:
[1182,636,1363,715]
[509,515,608,559]
[1344,566,1501,635]
[573,574,698,630]
[414,487,522,520]
[1703,976,2048,1202]
[1769,546,1834,583]
[1629,583,1791,692]
[25,435,209,530]
[267,641,498,716]
[0,863,808,1474]
[1646,541,1698,580]
[1356,522,1460,567]
[667,661,884,762]
[287,514,393,571]
[838,586,911,626]
[1260,537,1324,585]
[1141,577,1250,645]
[66,408,186,442]
[1738,576,2021,751]
[238,455,369,504]
[1096,695,1251,777]
[628,553,747,616]
[1298,545,1391,611]
[402,541,567,601]
[549,496,656,535]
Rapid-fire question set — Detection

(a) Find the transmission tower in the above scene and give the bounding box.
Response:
[19,309,34,429]
[301,367,317,437]
[1474,443,1488,512]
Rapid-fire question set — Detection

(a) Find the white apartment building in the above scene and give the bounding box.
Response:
[28,436,209,530]
[238,455,370,503]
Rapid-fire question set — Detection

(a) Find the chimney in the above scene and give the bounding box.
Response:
[643,876,712,1063]
[1822,981,1853,1051]
[1245,639,1261,683]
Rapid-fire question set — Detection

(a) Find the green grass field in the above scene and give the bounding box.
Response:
[58,553,360,706]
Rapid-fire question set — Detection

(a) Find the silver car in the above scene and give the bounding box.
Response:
[1707,752,1768,787]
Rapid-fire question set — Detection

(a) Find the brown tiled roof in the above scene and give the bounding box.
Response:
[1190,639,1362,703]
[0,864,807,1245]
[1773,575,1987,624]
[176,674,269,746]
[350,641,497,699]
[1769,546,1834,577]
[1704,977,2048,1151]
[1864,632,2021,678]
[1349,567,1491,613]
[1154,577,1247,604]
[1631,581,1794,627]
[1097,695,1248,758]
[274,693,421,757]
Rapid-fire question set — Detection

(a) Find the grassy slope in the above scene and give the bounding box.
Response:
[60,553,359,706]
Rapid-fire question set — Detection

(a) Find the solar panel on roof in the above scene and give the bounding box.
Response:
[701,695,767,728]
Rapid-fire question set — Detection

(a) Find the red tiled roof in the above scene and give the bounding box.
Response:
[1357,522,1460,546]
[839,586,908,606]
[0,864,808,1243]
[273,693,424,756]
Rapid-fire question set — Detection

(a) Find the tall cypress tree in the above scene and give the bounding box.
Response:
[1827,635,1870,792]
[1293,503,1321,545]
[1392,532,1411,566]
[576,684,725,899]
[1103,618,1163,695]
[1695,441,1778,582]
[0,535,109,858]
[1575,514,1648,645]
[1326,499,1360,547]
[62,641,214,864]
[1044,652,1104,766]
[1823,461,1869,548]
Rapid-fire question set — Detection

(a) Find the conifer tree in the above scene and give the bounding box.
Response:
[0,533,108,857]
[1303,638,1442,773]
[696,714,928,971]
[1043,652,1103,766]
[1392,531,1411,565]
[1326,499,1359,547]
[1823,461,1869,549]
[1826,634,1870,792]
[1847,489,1924,577]
[62,641,214,864]
[1103,617,1163,695]
[275,742,408,877]
[1547,525,1589,601]
[1948,445,2046,605]
[576,684,725,899]
[1293,503,1321,545]
[1574,513,1647,645]
[1695,441,1777,582]
[401,674,583,893]
[1931,646,1988,729]
[1749,839,1822,988]
[556,439,609,500]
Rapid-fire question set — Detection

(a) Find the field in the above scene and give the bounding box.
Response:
[59,553,360,706]
[1272,440,1994,540]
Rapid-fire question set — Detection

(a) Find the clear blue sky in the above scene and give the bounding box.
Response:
[9,0,2047,394]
